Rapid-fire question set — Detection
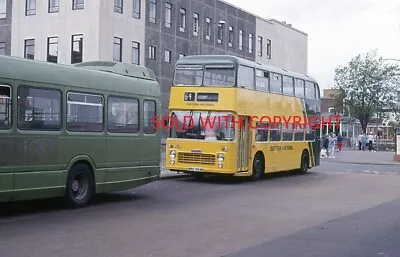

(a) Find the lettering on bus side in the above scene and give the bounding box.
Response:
[270,145,294,152]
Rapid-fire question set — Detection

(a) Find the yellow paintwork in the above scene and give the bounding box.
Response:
[166,86,315,176]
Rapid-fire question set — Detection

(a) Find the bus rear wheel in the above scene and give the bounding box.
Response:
[65,163,95,208]
[299,152,309,174]
[251,154,264,181]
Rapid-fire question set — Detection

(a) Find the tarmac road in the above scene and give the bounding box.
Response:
[2,166,400,257]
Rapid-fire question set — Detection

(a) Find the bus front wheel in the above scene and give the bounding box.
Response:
[65,163,95,208]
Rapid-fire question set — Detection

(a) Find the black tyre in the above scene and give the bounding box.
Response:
[64,163,95,208]
[299,152,309,174]
[251,154,264,181]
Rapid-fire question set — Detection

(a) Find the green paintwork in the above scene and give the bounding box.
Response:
[0,55,161,203]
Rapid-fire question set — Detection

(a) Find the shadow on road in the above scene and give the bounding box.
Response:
[0,191,151,219]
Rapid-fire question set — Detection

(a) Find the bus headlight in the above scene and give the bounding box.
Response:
[218,163,223,168]
[217,153,224,162]
[170,159,175,164]
[170,151,176,159]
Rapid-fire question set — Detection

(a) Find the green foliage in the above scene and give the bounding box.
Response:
[388,121,398,139]
[333,50,400,133]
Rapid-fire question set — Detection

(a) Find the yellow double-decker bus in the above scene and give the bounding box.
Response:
[164,55,321,180]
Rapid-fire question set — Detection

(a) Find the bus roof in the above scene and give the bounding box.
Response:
[0,55,160,97]
[175,55,318,84]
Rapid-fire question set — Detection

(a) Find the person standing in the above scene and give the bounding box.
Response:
[368,132,374,151]
[358,133,363,150]
[337,133,343,152]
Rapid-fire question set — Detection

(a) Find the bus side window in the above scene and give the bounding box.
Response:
[67,92,104,132]
[283,123,293,141]
[143,99,156,134]
[108,96,139,133]
[17,86,62,131]
[0,85,11,130]
[255,122,269,142]
[270,123,281,141]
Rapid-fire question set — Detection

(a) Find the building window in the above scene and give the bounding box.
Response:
[149,0,156,23]
[132,41,140,65]
[0,42,5,55]
[133,0,140,18]
[71,34,83,64]
[179,8,186,32]
[48,0,59,13]
[248,33,253,54]
[217,23,224,44]
[164,50,171,63]
[267,39,271,59]
[67,92,104,132]
[113,37,122,62]
[257,36,263,57]
[193,13,199,36]
[238,29,243,50]
[24,39,35,59]
[228,26,233,47]
[114,0,123,13]
[205,17,211,40]
[148,46,156,60]
[165,2,171,28]
[26,0,36,16]
[17,87,62,131]
[73,0,84,10]
[0,0,7,18]
[47,37,58,63]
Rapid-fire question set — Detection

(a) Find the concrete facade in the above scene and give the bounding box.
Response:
[256,18,307,74]
[0,0,12,56]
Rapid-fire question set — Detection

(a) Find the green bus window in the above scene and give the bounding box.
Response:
[143,99,156,134]
[295,79,305,97]
[270,73,282,94]
[0,85,11,130]
[17,86,61,131]
[67,92,104,132]
[108,96,139,133]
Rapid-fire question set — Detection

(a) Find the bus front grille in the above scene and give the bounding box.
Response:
[177,152,216,165]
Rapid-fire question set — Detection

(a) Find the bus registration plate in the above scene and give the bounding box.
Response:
[188,167,203,172]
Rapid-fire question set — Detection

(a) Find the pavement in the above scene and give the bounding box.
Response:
[321,149,400,166]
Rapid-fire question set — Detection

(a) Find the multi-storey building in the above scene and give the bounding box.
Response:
[0,0,12,56]
[2,0,308,124]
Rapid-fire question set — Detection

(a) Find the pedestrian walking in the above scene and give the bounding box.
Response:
[328,133,336,158]
[337,133,343,152]
[362,133,368,151]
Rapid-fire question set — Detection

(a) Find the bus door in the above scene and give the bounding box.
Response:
[237,116,249,171]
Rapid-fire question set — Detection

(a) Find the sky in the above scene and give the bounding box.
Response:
[226,0,400,94]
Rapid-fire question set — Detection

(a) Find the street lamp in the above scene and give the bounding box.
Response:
[200,20,226,55]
